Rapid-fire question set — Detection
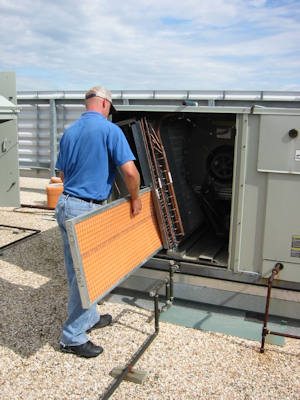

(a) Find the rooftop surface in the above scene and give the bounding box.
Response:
[0,178,299,399]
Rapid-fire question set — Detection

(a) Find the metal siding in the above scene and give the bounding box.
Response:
[18,101,85,176]
[57,103,84,134]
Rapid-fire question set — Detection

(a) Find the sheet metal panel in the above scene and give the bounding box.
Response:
[66,188,163,308]
[258,115,300,174]
[262,174,300,282]
[0,72,20,207]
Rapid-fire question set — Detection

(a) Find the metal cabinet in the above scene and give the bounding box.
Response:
[0,72,20,207]
[258,114,300,174]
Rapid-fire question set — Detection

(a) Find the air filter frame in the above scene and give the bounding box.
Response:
[66,187,163,308]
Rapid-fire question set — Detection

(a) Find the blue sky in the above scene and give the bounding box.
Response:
[0,0,299,91]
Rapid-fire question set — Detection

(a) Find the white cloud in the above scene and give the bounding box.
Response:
[0,0,299,90]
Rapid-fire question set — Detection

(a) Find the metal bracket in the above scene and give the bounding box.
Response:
[103,261,178,399]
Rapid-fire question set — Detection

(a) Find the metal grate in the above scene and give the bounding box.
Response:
[140,117,184,250]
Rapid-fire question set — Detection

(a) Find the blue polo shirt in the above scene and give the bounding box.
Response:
[55,111,136,200]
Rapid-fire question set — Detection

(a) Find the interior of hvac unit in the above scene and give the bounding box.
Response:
[113,111,236,269]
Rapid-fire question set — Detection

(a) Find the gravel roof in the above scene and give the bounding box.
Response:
[0,177,299,399]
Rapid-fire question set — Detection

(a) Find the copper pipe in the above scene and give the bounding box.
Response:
[260,263,284,353]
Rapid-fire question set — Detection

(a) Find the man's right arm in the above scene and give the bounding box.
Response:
[120,161,142,215]
[59,171,64,183]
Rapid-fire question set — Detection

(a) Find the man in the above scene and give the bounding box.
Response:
[55,86,142,358]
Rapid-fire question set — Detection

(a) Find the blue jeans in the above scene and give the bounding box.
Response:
[55,193,102,346]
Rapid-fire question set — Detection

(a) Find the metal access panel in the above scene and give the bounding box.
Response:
[0,72,20,207]
[66,188,163,308]
[262,173,300,282]
[258,115,300,174]
[0,119,20,206]
[256,113,300,282]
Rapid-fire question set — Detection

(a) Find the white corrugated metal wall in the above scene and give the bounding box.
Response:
[18,103,51,173]
[18,98,85,178]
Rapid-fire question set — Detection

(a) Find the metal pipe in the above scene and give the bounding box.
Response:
[0,225,41,251]
[102,290,161,400]
[161,302,172,313]
[268,263,283,284]
[102,263,178,398]
[260,263,284,353]
[161,262,178,312]
[267,330,300,340]
[155,253,228,268]
[260,282,272,353]
[154,293,160,332]
[169,261,179,302]
[149,278,168,297]
[102,332,158,400]
[165,280,170,302]
[102,262,178,398]
[0,224,40,231]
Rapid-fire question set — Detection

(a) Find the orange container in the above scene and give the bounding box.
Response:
[51,176,63,184]
[46,183,64,208]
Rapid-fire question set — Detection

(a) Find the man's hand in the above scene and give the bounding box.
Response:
[121,161,142,216]
[131,196,142,215]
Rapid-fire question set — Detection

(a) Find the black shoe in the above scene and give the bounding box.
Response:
[59,341,103,358]
[86,314,112,333]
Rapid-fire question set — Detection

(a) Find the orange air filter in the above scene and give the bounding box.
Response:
[65,188,163,308]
